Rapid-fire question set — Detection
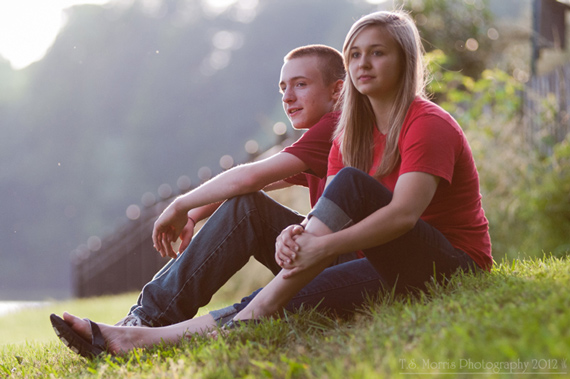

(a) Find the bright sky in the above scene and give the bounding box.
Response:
[0,0,386,70]
[0,0,112,70]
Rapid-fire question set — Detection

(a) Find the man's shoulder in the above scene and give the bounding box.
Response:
[303,111,340,136]
[319,111,341,125]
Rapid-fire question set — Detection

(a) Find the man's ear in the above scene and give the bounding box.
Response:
[332,79,344,102]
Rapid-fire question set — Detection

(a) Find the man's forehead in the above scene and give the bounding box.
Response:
[279,56,321,83]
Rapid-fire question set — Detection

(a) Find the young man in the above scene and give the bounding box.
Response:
[118,44,346,328]
[50,44,353,357]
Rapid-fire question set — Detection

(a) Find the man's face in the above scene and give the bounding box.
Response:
[279,56,339,130]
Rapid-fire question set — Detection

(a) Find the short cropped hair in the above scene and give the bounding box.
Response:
[284,44,345,85]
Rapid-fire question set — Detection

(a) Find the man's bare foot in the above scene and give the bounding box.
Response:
[62,312,142,355]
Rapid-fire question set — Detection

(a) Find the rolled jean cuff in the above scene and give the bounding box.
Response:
[308,196,353,232]
[209,305,239,326]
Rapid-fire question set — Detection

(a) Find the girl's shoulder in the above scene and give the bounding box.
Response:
[405,97,461,131]
[407,97,449,119]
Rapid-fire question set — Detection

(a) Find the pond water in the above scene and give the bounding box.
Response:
[0,301,50,317]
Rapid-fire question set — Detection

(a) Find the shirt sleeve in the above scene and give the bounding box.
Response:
[282,112,338,181]
[399,114,463,185]
[326,137,344,177]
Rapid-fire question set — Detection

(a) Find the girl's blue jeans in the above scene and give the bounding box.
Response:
[215,167,478,324]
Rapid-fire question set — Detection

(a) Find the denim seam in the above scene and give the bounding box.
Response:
[291,276,384,301]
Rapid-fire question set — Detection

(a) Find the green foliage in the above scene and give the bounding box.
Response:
[516,136,570,256]
[2,256,569,377]
[403,0,496,78]
[426,50,569,259]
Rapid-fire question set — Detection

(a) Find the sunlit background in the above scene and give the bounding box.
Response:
[2,0,567,308]
[0,0,270,69]
[0,0,109,69]
[0,0,392,70]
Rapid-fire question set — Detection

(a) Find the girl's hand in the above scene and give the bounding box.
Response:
[275,224,304,267]
[280,232,335,279]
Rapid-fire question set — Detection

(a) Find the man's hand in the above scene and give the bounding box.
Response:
[178,217,197,254]
[152,201,188,259]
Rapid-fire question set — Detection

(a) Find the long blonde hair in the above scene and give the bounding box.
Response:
[335,11,428,178]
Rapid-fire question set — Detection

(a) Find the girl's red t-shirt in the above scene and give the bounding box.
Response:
[328,98,492,270]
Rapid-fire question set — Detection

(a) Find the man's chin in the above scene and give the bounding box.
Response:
[290,120,309,130]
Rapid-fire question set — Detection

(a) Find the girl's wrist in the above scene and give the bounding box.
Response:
[322,233,342,259]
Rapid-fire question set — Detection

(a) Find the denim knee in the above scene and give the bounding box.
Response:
[308,168,392,231]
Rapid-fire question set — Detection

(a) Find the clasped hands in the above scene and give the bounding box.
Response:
[274,224,329,279]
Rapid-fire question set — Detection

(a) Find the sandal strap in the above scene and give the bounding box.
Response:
[88,320,106,351]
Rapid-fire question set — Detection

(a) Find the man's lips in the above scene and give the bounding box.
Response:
[288,108,302,116]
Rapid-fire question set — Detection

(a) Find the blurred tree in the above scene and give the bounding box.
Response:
[402,0,496,78]
[0,0,372,298]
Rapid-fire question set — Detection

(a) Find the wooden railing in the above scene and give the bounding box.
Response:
[71,134,296,298]
[71,199,171,298]
[523,63,570,153]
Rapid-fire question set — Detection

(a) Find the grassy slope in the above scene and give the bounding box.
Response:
[1,255,568,378]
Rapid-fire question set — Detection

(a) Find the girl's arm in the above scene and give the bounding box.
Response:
[233,171,439,319]
[316,172,438,253]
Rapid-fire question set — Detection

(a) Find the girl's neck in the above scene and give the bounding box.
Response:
[369,96,395,134]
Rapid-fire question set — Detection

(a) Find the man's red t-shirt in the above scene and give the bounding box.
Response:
[328,98,492,270]
[282,112,339,208]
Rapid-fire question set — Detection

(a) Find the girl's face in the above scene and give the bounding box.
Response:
[348,25,403,102]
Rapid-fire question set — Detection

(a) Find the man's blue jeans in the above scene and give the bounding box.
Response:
[129,191,305,326]
[219,168,478,322]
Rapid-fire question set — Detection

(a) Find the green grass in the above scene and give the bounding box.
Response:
[1,255,569,378]
[0,293,139,346]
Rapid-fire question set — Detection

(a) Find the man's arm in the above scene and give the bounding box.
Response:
[153,152,309,258]
[263,180,295,192]
[178,178,295,253]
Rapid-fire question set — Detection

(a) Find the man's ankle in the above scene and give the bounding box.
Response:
[115,314,151,327]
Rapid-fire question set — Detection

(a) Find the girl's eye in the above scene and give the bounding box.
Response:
[296,82,306,87]
[373,50,383,56]
[351,52,361,59]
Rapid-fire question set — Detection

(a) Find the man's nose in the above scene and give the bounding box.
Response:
[282,88,295,102]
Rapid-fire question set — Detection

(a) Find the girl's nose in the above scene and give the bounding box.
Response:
[359,56,371,68]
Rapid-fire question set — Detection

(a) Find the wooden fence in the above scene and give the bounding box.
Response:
[71,199,172,298]
[523,63,570,153]
[70,138,291,298]
[71,65,570,298]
